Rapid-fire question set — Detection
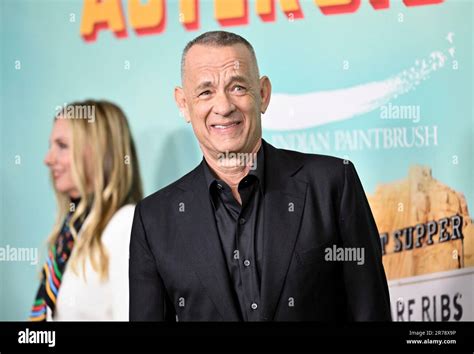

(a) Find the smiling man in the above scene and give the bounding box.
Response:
[129,31,392,321]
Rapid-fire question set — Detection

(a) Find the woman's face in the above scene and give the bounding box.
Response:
[44,119,80,198]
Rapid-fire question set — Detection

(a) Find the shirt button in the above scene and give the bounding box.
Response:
[251,303,258,310]
[239,218,246,225]
[244,259,250,267]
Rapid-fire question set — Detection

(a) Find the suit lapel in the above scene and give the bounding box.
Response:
[260,142,307,321]
[176,165,241,320]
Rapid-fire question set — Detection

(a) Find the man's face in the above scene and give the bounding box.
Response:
[175,43,271,158]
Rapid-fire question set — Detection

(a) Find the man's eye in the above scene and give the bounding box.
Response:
[232,85,246,93]
[58,142,68,149]
[199,90,211,97]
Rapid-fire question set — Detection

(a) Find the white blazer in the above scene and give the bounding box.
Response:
[49,204,135,321]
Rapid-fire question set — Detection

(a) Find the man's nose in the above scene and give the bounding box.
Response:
[212,91,235,117]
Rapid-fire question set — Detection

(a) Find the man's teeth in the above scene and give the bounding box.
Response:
[213,122,238,129]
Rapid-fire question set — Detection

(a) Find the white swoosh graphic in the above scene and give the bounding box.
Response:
[263,35,454,131]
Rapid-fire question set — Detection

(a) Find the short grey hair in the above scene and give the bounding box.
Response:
[180,30,259,81]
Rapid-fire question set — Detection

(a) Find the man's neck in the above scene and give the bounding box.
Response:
[203,139,262,201]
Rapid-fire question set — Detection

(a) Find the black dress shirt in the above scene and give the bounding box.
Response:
[202,146,265,321]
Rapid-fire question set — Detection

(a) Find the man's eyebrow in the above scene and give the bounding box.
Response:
[195,81,213,92]
[227,75,250,85]
[194,75,251,93]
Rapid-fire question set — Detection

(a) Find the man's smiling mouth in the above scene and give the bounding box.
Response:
[210,121,242,130]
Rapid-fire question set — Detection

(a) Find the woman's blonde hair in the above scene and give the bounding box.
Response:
[48,100,143,280]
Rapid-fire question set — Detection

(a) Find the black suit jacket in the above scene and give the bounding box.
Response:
[129,140,392,321]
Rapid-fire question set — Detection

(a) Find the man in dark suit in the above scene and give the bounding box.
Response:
[130,30,392,321]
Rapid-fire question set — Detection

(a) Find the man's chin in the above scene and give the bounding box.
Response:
[212,139,246,154]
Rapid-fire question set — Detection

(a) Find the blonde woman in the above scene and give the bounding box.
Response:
[30,100,143,321]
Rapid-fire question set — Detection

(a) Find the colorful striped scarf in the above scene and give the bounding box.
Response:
[30,207,84,321]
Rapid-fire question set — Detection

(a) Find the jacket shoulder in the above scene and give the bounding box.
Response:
[280,147,346,166]
[138,163,201,211]
[274,146,349,178]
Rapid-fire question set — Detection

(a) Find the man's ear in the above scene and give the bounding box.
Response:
[174,86,191,123]
[259,76,272,114]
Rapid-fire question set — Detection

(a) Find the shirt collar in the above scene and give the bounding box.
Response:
[202,143,265,193]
